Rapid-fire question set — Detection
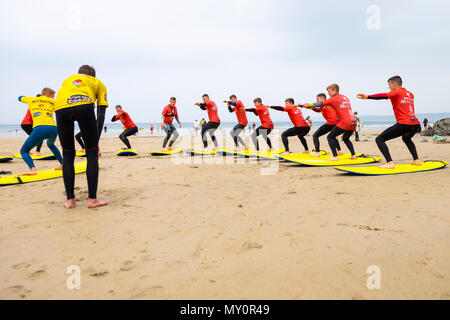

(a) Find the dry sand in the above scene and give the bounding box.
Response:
[0,130,449,299]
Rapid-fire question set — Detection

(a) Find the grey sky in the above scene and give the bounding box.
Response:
[1,0,449,124]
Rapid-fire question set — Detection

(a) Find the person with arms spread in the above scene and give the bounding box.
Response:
[161,97,181,151]
[111,105,138,150]
[55,65,108,209]
[303,84,357,161]
[245,98,274,152]
[195,94,221,151]
[268,98,310,155]
[309,93,342,157]
[18,88,63,175]
[357,75,421,169]
[223,95,248,151]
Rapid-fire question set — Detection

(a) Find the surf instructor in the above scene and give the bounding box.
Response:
[55,65,108,209]
[357,75,421,169]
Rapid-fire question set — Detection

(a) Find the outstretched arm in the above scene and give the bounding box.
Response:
[195,103,207,110]
[269,106,284,111]
[357,93,388,100]
[245,108,258,116]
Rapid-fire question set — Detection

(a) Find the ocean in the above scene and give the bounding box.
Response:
[1,113,448,138]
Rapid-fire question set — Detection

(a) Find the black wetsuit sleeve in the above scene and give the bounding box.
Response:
[270,106,284,111]
[111,115,118,122]
[245,108,258,116]
[97,105,107,138]
[367,93,389,100]
[228,106,233,113]
[199,103,207,110]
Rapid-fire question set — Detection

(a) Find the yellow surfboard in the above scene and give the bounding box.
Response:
[233,148,283,158]
[0,161,87,186]
[76,150,87,157]
[283,154,381,166]
[14,153,56,160]
[0,156,13,163]
[186,149,221,156]
[279,151,353,162]
[116,149,138,156]
[151,148,183,156]
[335,160,448,175]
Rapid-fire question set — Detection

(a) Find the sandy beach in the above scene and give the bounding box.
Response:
[0,130,449,300]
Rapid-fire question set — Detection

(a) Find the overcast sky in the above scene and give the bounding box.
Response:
[1,0,449,124]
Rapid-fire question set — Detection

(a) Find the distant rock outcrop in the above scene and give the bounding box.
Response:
[421,118,450,136]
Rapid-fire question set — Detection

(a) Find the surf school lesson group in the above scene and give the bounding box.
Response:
[2,64,446,209]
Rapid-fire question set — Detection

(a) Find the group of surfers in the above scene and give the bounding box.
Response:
[16,65,421,209]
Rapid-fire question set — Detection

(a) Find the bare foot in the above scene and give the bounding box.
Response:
[412,160,422,166]
[302,150,310,154]
[350,155,358,160]
[64,198,76,209]
[55,164,63,170]
[379,162,395,169]
[327,157,339,161]
[337,151,344,156]
[161,148,168,152]
[22,167,38,175]
[310,152,321,157]
[280,151,291,156]
[87,199,108,208]
[35,152,42,156]
[168,147,173,151]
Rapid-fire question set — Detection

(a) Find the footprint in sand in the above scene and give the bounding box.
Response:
[27,269,47,280]
[3,285,31,298]
[120,260,134,272]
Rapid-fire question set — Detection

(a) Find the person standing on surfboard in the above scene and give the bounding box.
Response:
[195,94,221,151]
[111,105,138,150]
[267,98,310,155]
[21,94,44,156]
[161,97,182,152]
[55,65,108,209]
[357,75,421,169]
[223,95,248,151]
[309,93,342,157]
[302,84,357,161]
[18,88,63,175]
[245,98,274,152]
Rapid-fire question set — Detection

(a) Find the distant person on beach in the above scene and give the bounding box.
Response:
[161,97,181,151]
[193,120,199,135]
[195,94,221,151]
[104,126,107,134]
[224,95,248,151]
[306,116,312,127]
[357,75,421,169]
[268,98,310,155]
[18,88,63,175]
[423,118,430,130]
[111,105,138,150]
[354,111,362,141]
[303,84,358,161]
[252,122,256,132]
[201,118,206,128]
[20,93,43,156]
[150,124,154,135]
[245,98,274,152]
[55,65,108,209]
